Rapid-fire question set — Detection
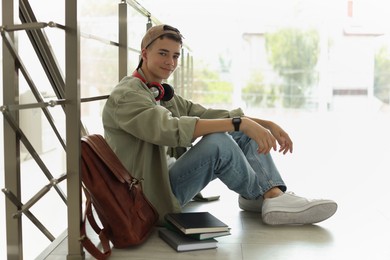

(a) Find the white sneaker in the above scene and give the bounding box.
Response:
[262,192,337,225]
[238,195,263,212]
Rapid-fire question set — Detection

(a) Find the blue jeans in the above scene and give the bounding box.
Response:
[169,132,287,206]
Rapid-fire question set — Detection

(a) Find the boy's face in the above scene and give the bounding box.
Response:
[141,37,181,82]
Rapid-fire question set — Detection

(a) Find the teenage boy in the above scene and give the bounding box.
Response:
[102,24,337,225]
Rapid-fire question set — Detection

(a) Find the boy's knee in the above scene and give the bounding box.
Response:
[200,133,238,154]
[202,132,233,145]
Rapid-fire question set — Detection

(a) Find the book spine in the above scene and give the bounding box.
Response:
[158,230,179,251]
[165,215,188,234]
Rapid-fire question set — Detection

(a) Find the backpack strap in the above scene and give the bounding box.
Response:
[80,188,111,260]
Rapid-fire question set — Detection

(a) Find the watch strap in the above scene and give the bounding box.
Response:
[232,117,241,131]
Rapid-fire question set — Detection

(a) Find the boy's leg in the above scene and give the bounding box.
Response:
[230,131,286,212]
[230,132,337,225]
[169,132,337,225]
[230,132,287,193]
[169,132,285,206]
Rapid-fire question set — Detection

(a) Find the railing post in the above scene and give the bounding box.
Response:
[65,0,84,259]
[118,1,128,81]
[2,0,23,259]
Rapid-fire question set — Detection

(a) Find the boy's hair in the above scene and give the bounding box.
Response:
[137,24,183,68]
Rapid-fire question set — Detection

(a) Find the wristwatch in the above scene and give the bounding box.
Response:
[232,117,241,131]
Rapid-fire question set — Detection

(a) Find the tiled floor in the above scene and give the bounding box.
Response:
[41,176,390,260]
[36,110,390,260]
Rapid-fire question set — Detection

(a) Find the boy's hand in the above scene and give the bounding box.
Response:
[268,122,293,154]
[241,118,277,154]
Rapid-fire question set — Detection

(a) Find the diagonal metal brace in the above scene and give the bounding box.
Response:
[14,173,67,218]
[1,29,66,149]
[2,188,55,242]
[1,108,67,204]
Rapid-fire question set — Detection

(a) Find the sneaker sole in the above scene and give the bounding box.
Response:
[238,196,263,213]
[262,202,337,225]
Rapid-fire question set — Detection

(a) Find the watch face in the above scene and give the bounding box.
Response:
[233,117,241,124]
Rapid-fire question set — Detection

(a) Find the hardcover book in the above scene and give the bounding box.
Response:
[158,228,218,252]
[165,212,229,234]
[188,230,231,240]
[165,221,231,240]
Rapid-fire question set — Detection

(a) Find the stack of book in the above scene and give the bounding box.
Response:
[158,212,231,252]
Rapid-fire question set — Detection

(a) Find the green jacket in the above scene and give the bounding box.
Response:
[102,72,244,224]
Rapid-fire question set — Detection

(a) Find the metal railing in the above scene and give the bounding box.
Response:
[1,0,193,259]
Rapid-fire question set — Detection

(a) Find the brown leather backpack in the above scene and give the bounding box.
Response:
[80,134,159,259]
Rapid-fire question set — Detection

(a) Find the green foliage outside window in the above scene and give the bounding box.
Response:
[242,71,278,108]
[374,46,390,104]
[265,28,320,108]
[191,63,233,105]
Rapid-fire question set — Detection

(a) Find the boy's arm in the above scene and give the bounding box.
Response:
[192,117,277,154]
